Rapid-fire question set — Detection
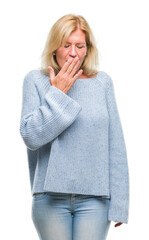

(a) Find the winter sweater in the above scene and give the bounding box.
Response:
[19,70,129,223]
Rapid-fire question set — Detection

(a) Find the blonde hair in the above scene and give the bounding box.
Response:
[39,14,99,76]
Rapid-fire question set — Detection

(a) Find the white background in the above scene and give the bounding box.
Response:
[0,0,149,239]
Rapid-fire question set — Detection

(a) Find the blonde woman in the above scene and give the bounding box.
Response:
[20,14,129,240]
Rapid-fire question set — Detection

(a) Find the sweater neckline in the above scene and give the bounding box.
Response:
[77,72,99,80]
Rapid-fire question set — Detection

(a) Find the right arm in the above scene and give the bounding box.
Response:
[19,71,82,151]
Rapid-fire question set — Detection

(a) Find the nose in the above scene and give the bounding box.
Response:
[69,45,77,57]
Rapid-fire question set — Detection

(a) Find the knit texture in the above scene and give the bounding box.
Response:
[19,70,129,223]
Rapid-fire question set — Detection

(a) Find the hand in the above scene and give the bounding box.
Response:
[114,222,123,227]
[48,56,83,94]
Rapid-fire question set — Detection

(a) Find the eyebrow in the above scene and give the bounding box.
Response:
[65,42,86,45]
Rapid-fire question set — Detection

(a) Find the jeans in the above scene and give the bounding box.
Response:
[31,192,111,240]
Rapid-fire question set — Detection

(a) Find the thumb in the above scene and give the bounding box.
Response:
[48,66,55,82]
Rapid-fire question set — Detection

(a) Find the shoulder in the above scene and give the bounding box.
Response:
[23,69,48,87]
[98,71,113,82]
[24,69,46,81]
[98,71,114,90]
[95,71,113,89]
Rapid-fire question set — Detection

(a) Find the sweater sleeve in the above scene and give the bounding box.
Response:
[19,71,82,151]
[106,75,129,224]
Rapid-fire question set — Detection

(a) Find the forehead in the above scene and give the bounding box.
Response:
[66,29,86,43]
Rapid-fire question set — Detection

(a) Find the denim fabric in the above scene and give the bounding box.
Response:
[31,192,111,240]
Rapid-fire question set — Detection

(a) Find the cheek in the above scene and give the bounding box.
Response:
[79,53,86,62]
[56,50,67,67]
[80,49,87,59]
[57,49,67,58]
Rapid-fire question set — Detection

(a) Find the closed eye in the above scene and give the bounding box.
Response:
[64,45,85,49]
[77,46,84,49]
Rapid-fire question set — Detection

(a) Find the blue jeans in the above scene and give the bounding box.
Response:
[31,192,111,240]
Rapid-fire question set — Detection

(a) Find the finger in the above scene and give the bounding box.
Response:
[66,57,80,75]
[72,69,83,82]
[69,59,81,77]
[115,222,122,227]
[60,57,74,74]
[48,66,55,82]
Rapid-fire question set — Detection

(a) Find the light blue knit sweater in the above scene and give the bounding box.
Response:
[19,70,129,223]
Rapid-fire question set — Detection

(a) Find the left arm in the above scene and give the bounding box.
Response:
[106,74,130,224]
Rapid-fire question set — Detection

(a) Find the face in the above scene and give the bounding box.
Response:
[55,28,87,70]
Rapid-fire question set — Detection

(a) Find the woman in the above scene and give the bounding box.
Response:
[20,14,129,240]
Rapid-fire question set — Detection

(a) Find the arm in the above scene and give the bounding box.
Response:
[19,71,82,151]
[106,74,130,223]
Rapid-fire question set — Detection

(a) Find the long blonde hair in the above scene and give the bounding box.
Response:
[39,14,99,76]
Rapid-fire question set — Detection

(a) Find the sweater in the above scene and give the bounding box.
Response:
[19,69,129,223]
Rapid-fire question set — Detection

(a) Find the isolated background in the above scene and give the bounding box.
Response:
[1,0,149,239]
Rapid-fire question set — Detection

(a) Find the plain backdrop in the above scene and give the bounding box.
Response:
[0,0,149,239]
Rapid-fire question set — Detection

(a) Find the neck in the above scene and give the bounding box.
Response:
[79,72,98,79]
